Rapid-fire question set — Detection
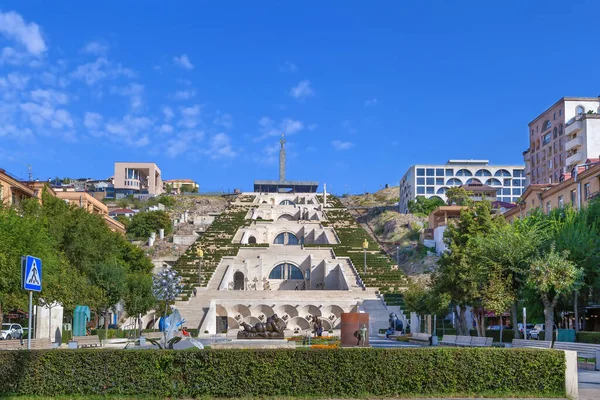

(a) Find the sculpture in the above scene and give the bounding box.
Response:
[238,314,285,339]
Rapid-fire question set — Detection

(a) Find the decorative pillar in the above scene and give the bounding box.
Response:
[323,183,327,208]
[279,133,286,182]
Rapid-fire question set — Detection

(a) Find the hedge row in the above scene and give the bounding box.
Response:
[0,348,565,397]
[576,331,600,344]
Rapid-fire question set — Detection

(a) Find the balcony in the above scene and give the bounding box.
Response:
[565,118,583,135]
[565,136,583,152]
[566,151,583,167]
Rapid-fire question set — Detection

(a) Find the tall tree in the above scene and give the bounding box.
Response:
[93,262,127,337]
[528,246,582,341]
[123,273,156,337]
[445,187,472,206]
[407,196,445,215]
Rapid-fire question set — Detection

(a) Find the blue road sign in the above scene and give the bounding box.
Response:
[23,255,42,292]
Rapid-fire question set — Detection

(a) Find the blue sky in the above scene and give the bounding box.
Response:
[1,1,600,194]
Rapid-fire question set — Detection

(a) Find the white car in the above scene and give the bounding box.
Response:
[0,323,23,340]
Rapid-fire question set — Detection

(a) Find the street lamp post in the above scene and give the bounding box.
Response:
[362,239,369,275]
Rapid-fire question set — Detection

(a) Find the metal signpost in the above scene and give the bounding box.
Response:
[523,307,527,340]
[21,255,42,350]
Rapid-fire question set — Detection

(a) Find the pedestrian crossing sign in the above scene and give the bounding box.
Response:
[22,255,42,292]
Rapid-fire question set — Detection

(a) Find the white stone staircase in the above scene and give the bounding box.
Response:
[337,257,364,291]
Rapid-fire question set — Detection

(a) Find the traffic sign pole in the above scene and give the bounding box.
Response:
[27,291,32,350]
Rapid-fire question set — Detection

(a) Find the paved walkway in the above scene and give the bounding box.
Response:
[579,370,600,400]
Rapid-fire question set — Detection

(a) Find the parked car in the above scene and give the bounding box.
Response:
[529,324,558,340]
[487,325,501,330]
[517,323,534,338]
[0,323,24,340]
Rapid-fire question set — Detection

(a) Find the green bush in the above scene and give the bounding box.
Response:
[0,348,565,397]
[577,331,600,344]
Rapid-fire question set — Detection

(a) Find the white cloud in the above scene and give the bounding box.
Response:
[103,114,153,147]
[111,83,144,109]
[30,89,68,105]
[280,60,297,73]
[213,113,233,129]
[256,116,303,141]
[0,11,46,55]
[40,72,69,88]
[178,105,202,129]
[82,41,109,55]
[207,133,236,159]
[290,80,313,99]
[20,102,73,129]
[83,112,103,130]
[0,72,30,90]
[71,57,135,85]
[162,106,174,121]
[159,124,173,134]
[165,130,204,158]
[173,54,194,70]
[365,98,378,107]
[172,89,196,100]
[332,140,354,150]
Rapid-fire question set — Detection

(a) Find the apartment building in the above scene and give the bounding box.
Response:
[113,162,163,198]
[164,179,199,194]
[0,168,37,207]
[399,160,525,213]
[504,159,600,223]
[525,97,600,185]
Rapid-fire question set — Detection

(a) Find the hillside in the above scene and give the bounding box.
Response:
[340,187,439,276]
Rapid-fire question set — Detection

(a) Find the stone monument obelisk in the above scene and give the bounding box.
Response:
[279,133,286,181]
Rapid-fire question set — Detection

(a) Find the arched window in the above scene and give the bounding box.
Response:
[542,120,552,131]
[436,187,449,195]
[494,169,511,177]
[248,236,257,244]
[576,105,585,115]
[446,178,462,185]
[474,169,492,177]
[553,127,558,139]
[485,178,502,186]
[268,263,303,280]
[273,232,299,245]
[466,178,481,184]
[455,169,473,177]
[277,214,295,221]
[279,200,295,205]
[559,124,563,136]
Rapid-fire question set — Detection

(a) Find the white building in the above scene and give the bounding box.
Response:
[399,160,525,214]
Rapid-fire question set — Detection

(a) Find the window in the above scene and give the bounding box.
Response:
[542,120,552,131]
[570,190,576,206]
[475,169,492,176]
[466,178,481,184]
[417,177,425,185]
[559,109,562,117]
[445,168,454,176]
[512,188,521,195]
[417,187,425,195]
[513,170,523,177]
[503,178,511,186]
[553,127,557,139]
[584,183,591,199]
[269,264,284,279]
[547,201,552,214]
[279,200,295,205]
[456,169,473,176]
[496,189,502,196]
[576,105,585,115]
[426,187,434,194]
[426,177,434,185]
[426,168,434,176]
[416,168,425,176]
[543,133,551,145]
[273,232,299,245]
[503,188,511,195]
[436,178,444,185]
[446,178,462,185]
[485,178,502,186]
[553,112,556,120]
[436,187,449,195]
[558,195,564,208]
[436,168,444,176]
[494,169,511,177]
[269,263,304,280]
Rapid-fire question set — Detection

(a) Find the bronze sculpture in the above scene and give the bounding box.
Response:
[237,314,285,339]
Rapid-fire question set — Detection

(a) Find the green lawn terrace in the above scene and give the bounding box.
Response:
[173,203,251,299]
[310,197,408,295]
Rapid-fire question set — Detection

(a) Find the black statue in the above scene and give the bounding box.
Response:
[238,314,285,339]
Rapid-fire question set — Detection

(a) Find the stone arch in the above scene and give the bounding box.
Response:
[298,305,322,319]
[233,271,245,290]
[275,304,299,320]
[242,316,260,326]
[248,235,257,244]
[227,316,239,329]
[322,305,344,319]
[250,304,275,318]
[287,316,310,331]
[277,214,295,221]
[231,304,251,319]
[279,199,295,205]
[216,304,228,317]
[268,263,304,280]
[273,231,299,245]
[317,317,333,331]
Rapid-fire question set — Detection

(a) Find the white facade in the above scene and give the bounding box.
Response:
[399,160,525,214]
[564,113,600,168]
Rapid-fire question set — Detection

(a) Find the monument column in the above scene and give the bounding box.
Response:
[279,133,286,181]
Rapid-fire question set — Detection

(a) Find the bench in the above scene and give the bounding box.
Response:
[511,339,552,349]
[408,332,431,345]
[439,335,456,346]
[553,342,600,361]
[470,336,493,347]
[73,335,102,348]
[455,335,472,347]
[0,338,52,350]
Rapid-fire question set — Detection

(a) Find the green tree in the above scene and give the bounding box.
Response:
[528,246,582,341]
[93,262,127,337]
[445,187,472,206]
[407,196,445,215]
[123,273,156,337]
[180,184,198,193]
[127,210,173,238]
